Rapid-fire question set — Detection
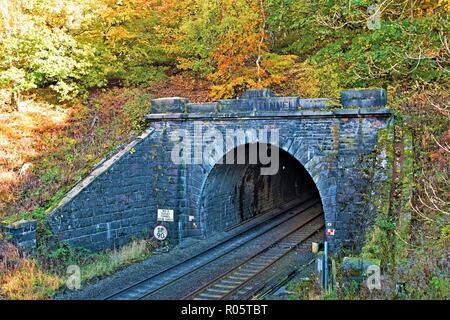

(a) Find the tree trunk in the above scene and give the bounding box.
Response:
[10,91,19,111]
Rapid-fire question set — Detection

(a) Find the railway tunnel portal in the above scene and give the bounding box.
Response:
[199,143,323,237]
[3,88,394,254]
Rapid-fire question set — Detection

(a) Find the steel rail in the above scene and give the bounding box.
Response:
[182,213,323,300]
[137,202,321,300]
[104,197,319,300]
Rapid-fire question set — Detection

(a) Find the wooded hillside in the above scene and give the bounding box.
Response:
[0,0,448,299]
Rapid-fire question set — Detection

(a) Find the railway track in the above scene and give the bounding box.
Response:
[183,216,323,300]
[231,231,323,300]
[250,257,317,300]
[105,198,322,300]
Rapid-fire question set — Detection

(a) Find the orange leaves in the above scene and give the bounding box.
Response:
[429,129,450,165]
[205,1,267,98]
[410,0,449,17]
[200,0,296,99]
[146,0,293,99]
[429,151,441,162]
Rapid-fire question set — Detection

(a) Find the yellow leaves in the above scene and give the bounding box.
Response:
[177,57,197,72]
[0,0,35,35]
[260,74,286,88]
[210,76,256,100]
[198,1,297,100]
[278,61,340,100]
[434,0,449,11]
[107,26,135,41]
[209,72,289,101]
[261,53,297,75]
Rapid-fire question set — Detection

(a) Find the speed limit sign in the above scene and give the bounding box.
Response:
[153,225,168,241]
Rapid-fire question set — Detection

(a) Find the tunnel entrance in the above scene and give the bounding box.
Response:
[199,143,324,236]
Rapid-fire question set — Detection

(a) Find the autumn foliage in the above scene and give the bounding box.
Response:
[0,0,448,300]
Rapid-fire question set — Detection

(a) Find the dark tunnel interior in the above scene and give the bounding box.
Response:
[199,143,323,236]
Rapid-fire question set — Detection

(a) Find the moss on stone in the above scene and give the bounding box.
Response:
[396,127,414,257]
[360,119,395,266]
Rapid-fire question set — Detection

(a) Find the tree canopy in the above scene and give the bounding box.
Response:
[0,0,447,102]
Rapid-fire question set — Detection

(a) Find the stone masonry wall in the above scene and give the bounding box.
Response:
[47,128,159,251]
[157,112,390,252]
[0,220,37,253]
[1,89,392,253]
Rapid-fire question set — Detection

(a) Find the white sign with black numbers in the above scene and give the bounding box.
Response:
[153,225,168,241]
[157,209,174,222]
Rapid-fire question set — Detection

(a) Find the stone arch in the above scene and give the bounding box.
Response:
[197,140,332,237]
[278,140,336,229]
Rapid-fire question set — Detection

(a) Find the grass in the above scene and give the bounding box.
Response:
[0,238,62,300]
[79,239,158,283]
[0,259,63,300]
[0,238,158,300]
[0,95,69,215]
[285,277,322,300]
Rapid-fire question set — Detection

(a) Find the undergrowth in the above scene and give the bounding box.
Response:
[0,237,158,300]
[0,86,152,223]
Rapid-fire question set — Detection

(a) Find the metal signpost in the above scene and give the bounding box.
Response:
[322,222,335,290]
[154,208,173,252]
[322,241,328,290]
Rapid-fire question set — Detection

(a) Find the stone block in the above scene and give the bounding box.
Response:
[340,89,387,107]
[240,89,275,99]
[186,103,218,113]
[151,97,188,113]
[218,99,251,113]
[91,232,109,244]
[298,98,329,109]
[0,219,37,253]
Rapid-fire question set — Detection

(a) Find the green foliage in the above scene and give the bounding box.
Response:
[174,0,222,76]
[40,166,60,184]
[286,277,315,300]
[0,67,36,94]
[1,207,46,225]
[1,0,447,100]
[123,93,152,132]
[34,238,157,287]
[0,0,168,101]
[441,226,450,239]
[320,288,337,300]
[46,242,90,264]
[0,19,105,100]
[31,207,47,221]
[429,276,450,299]
[267,0,449,94]
[375,218,396,231]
